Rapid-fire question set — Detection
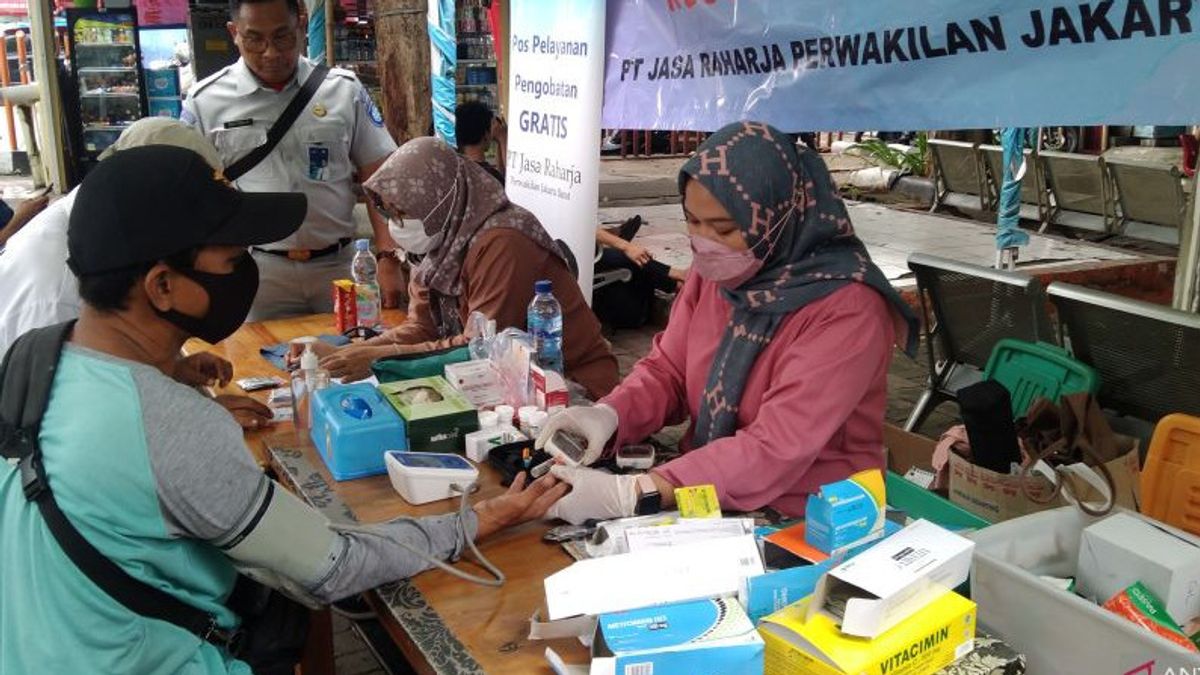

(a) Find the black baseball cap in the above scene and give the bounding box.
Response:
[68,145,307,276]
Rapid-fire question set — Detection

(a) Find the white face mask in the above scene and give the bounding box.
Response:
[388,218,443,255]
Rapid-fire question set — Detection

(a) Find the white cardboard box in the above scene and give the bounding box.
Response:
[543,535,764,620]
[1076,512,1200,622]
[808,519,974,638]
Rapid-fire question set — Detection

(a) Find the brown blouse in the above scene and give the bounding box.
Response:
[384,228,619,400]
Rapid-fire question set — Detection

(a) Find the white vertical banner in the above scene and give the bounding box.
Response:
[505,0,606,299]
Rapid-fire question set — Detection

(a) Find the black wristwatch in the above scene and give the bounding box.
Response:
[634,474,662,516]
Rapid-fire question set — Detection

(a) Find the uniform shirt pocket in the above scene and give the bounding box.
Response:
[211,126,266,167]
[302,126,351,183]
[210,126,289,192]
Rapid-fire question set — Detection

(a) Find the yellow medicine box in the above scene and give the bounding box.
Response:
[675,484,721,518]
[758,591,976,675]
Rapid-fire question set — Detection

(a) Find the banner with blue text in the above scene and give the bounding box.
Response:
[602,0,1200,131]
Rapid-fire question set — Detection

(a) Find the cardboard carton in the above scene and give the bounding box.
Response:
[808,519,974,638]
[1076,512,1200,624]
[759,591,976,675]
[590,598,763,675]
[543,535,763,620]
[379,376,479,454]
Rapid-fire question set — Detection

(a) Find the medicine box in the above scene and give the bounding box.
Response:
[531,362,568,411]
[544,535,764,620]
[804,469,886,555]
[147,97,182,119]
[379,376,479,454]
[384,451,479,505]
[443,360,505,408]
[145,68,180,97]
[743,520,901,624]
[590,597,763,675]
[1076,512,1200,624]
[464,425,524,463]
[808,519,974,638]
[759,591,976,675]
[310,383,407,480]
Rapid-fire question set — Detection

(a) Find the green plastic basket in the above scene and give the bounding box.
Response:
[886,471,990,532]
[983,339,1100,418]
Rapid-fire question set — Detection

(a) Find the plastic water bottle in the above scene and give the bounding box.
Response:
[527,279,563,374]
[351,239,381,329]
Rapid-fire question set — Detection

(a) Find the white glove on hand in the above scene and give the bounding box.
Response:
[546,465,638,525]
[535,404,619,466]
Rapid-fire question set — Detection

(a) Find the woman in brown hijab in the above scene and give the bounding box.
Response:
[316,137,618,400]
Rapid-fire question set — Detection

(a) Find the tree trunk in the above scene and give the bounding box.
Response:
[375,0,432,143]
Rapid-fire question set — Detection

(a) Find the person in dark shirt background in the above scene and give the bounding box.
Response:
[455,101,506,185]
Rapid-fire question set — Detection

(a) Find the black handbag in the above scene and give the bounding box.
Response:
[0,322,309,671]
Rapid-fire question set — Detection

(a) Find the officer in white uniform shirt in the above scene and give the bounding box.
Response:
[182,0,402,320]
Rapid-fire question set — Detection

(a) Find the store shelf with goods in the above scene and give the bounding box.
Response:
[67,8,148,174]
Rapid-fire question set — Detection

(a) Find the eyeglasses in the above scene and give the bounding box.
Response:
[239,29,298,54]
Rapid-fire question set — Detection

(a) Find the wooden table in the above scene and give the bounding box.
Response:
[192,314,588,674]
[184,311,402,467]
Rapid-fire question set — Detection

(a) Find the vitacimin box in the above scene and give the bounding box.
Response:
[758,591,976,675]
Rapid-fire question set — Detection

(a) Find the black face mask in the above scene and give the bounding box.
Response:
[157,253,259,344]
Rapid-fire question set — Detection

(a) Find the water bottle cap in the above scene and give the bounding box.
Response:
[534,280,552,293]
[355,239,370,251]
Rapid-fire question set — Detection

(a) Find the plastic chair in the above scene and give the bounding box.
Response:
[983,339,1099,418]
[1141,414,1200,536]
[904,253,1053,433]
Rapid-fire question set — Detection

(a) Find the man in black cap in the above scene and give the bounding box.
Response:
[0,146,566,674]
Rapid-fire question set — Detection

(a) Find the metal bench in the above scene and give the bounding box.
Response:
[904,253,1053,433]
[1047,282,1200,424]
[929,140,987,214]
[1105,157,1190,245]
[1039,151,1116,234]
[980,144,1048,226]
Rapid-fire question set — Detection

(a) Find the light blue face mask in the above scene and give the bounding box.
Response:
[388,218,444,255]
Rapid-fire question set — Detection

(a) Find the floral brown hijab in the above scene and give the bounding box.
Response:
[364,137,563,336]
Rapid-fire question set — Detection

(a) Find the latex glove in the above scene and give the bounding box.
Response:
[536,404,619,466]
[546,465,638,525]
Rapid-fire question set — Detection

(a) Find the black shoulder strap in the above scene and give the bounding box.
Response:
[0,321,74,459]
[224,64,330,181]
[0,324,239,650]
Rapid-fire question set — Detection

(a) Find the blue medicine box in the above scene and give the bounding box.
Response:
[145,68,180,98]
[311,383,407,480]
[592,598,764,674]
